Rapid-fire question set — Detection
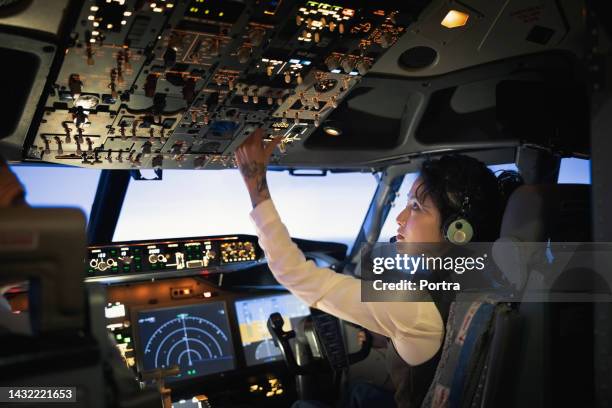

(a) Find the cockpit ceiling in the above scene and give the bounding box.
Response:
[0,0,589,170]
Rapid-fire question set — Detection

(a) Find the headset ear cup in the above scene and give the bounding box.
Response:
[445,218,474,245]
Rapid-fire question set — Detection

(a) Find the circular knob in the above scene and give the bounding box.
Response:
[237,46,251,64]
[326,55,340,71]
[142,141,152,155]
[380,32,394,49]
[356,60,370,75]
[341,58,354,73]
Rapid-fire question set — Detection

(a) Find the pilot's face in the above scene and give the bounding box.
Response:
[0,162,26,207]
[395,178,444,243]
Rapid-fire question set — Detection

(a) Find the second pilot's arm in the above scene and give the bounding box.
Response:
[235,130,444,366]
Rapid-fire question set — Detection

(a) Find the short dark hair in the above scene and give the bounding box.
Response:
[416,154,523,242]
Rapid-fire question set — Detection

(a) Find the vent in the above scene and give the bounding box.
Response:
[398,46,438,70]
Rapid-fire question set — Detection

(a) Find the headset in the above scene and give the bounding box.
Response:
[442,193,474,245]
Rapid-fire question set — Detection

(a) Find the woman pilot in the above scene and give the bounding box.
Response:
[235,129,521,408]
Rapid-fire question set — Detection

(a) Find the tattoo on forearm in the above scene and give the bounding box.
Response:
[239,162,266,180]
[252,180,271,207]
[240,161,271,208]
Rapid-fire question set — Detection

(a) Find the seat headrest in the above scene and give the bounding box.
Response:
[500,184,591,242]
[494,184,591,290]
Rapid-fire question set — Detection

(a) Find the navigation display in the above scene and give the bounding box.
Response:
[235,294,310,367]
[136,302,235,382]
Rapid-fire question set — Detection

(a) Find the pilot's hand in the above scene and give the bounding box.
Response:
[234,128,282,208]
[358,329,388,349]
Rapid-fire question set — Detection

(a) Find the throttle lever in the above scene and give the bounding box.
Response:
[267,312,306,374]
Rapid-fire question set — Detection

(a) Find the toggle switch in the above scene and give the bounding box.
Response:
[142,141,152,155]
[54,136,63,155]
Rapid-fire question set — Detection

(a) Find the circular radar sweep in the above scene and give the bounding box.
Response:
[143,314,231,369]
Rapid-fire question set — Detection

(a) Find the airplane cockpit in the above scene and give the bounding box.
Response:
[0,0,611,407]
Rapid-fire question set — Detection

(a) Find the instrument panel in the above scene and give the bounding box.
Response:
[87,234,260,281]
[26,0,408,169]
[103,276,311,405]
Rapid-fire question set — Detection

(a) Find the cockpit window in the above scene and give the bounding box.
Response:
[113,170,377,251]
[9,165,101,222]
[558,158,590,184]
[378,163,518,242]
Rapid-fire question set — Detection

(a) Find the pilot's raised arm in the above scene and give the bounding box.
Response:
[234,129,443,366]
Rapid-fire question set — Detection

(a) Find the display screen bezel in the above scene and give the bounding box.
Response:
[132,299,237,383]
[233,292,311,367]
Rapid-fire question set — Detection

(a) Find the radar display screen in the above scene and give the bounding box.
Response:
[235,293,310,367]
[136,302,235,382]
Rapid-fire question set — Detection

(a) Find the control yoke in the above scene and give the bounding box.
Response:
[267,310,372,375]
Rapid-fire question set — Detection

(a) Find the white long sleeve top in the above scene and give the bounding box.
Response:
[249,199,444,366]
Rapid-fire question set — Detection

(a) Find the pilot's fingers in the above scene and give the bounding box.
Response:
[237,129,266,157]
[234,147,244,164]
[263,136,282,158]
[245,128,265,148]
[357,330,366,344]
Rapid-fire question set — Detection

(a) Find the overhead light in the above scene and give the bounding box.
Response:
[441,10,469,28]
[323,126,342,136]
